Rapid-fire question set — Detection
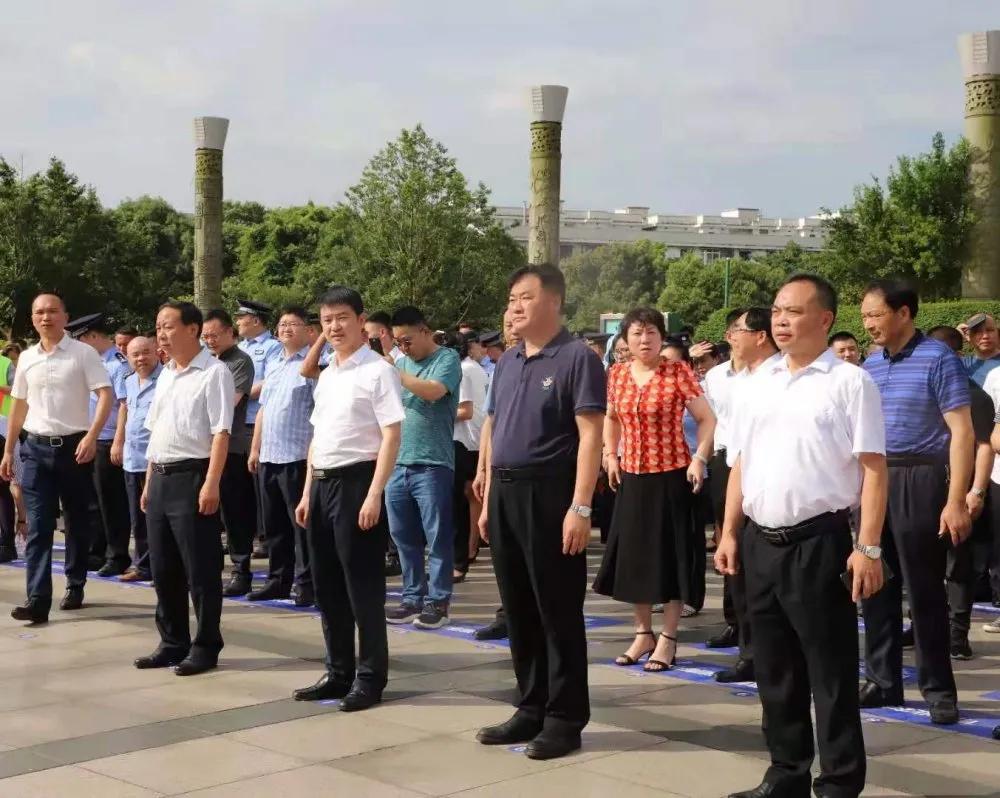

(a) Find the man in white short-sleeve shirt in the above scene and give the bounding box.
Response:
[717,275,888,798]
[291,286,404,712]
[134,301,234,678]
[1,292,113,623]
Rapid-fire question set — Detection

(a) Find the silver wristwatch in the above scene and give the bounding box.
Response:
[971,487,986,498]
[570,504,592,519]
[854,542,882,560]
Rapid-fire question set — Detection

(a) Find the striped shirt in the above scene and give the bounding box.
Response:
[862,331,969,457]
[259,345,315,464]
[238,331,282,425]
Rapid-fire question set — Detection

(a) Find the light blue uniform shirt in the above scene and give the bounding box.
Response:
[238,331,282,425]
[123,364,161,473]
[93,347,131,441]
[259,346,316,464]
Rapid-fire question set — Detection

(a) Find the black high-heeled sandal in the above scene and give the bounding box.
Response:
[615,630,656,666]
[643,633,677,672]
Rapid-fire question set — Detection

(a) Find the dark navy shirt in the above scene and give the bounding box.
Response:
[862,331,970,457]
[487,328,606,468]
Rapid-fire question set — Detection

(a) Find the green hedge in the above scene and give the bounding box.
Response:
[693,300,1000,347]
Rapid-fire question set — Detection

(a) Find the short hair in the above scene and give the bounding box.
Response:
[453,331,472,360]
[33,291,66,311]
[725,307,748,328]
[158,301,204,336]
[507,263,566,307]
[927,325,964,353]
[662,336,691,362]
[783,272,838,319]
[277,304,309,324]
[367,310,391,328]
[716,341,732,362]
[115,325,138,337]
[620,307,668,340]
[863,278,918,320]
[319,286,364,316]
[204,308,235,329]
[742,306,776,348]
[828,330,858,347]
[391,306,428,328]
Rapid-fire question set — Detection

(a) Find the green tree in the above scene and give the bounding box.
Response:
[562,240,668,331]
[343,124,523,325]
[818,132,973,302]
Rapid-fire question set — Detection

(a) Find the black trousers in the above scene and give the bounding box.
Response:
[219,451,256,576]
[247,425,265,543]
[124,471,150,576]
[947,485,993,641]
[308,460,388,691]
[260,461,311,590]
[991,482,1000,601]
[453,442,476,574]
[862,461,955,703]
[145,463,224,663]
[0,435,15,552]
[93,440,132,568]
[711,450,752,659]
[489,468,589,734]
[745,516,865,798]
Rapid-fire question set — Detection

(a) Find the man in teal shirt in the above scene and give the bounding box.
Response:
[385,306,462,630]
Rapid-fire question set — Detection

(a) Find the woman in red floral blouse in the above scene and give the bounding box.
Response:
[593,307,716,671]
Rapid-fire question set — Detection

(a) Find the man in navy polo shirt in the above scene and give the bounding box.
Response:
[475,263,605,761]
[860,279,973,725]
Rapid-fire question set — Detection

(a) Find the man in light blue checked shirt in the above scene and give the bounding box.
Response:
[248,306,316,605]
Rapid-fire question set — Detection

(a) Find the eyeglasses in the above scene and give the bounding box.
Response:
[728,327,757,335]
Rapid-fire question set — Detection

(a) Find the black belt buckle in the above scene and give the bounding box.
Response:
[761,527,791,545]
[312,469,330,481]
[497,469,513,483]
[48,436,64,448]
[152,463,168,475]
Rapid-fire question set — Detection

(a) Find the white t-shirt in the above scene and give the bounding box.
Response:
[729,349,885,528]
[981,368,1000,484]
[454,357,488,451]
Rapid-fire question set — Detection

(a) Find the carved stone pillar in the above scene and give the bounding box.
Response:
[192,117,229,312]
[960,33,1000,298]
[528,86,568,266]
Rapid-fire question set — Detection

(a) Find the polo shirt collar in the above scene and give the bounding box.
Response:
[770,349,833,374]
[283,345,310,362]
[333,343,374,369]
[172,347,215,372]
[881,330,924,363]
[53,334,72,352]
[515,327,573,360]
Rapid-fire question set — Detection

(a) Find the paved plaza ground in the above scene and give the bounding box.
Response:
[0,537,998,796]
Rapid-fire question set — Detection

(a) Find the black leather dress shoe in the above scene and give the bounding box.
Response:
[929,699,959,725]
[222,573,252,597]
[10,602,48,623]
[340,687,381,712]
[706,624,739,648]
[524,730,581,760]
[134,651,186,669]
[293,584,315,608]
[728,780,798,798]
[993,723,1000,740]
[97,562,127,578]
[174,658,217,676]
[384,555,402,577]
[247,579,290,602]
[0,547,17,563]
[858,680,903,708]
[293,673,352,702]
[715,658,755,683]
[473,619,508,641]
[59,588,84,610]
[476,714,543,745]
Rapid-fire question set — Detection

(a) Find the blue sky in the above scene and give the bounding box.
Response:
[2,1,995,217]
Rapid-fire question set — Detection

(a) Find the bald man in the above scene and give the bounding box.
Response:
[112,336,163,581]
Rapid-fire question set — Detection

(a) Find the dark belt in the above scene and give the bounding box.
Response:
[150,459,208,475]
[21,431,86,448]
[312,460,375,481]
[712,448,727,459]
[755,509,848,545]
[886,454,945,468]
[493,464,574,483]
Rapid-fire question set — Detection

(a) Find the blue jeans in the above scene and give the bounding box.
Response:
[386,464,454,607]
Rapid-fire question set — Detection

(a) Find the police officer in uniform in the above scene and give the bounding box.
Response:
[69,313,133,577]
[1,293,113,622]
[136,301,233,675]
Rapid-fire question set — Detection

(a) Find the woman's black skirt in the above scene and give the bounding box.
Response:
[592,468,695,605]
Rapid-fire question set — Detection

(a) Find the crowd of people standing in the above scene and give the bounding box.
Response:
[1,265,1000,796]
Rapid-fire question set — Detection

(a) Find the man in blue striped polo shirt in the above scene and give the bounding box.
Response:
[248,306,316,605]
[859,279,974,725]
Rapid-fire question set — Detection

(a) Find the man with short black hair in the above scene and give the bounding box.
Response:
[475,263,605,761]
[829,331,862,366]
[115,326,138,356]
[202,309,257,597]
[137,301,233,676]
[384,305,462,630]
[959,313,1000,386]
[1,293,113,622]
[364,311,403,363]
[860,278,972,724]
